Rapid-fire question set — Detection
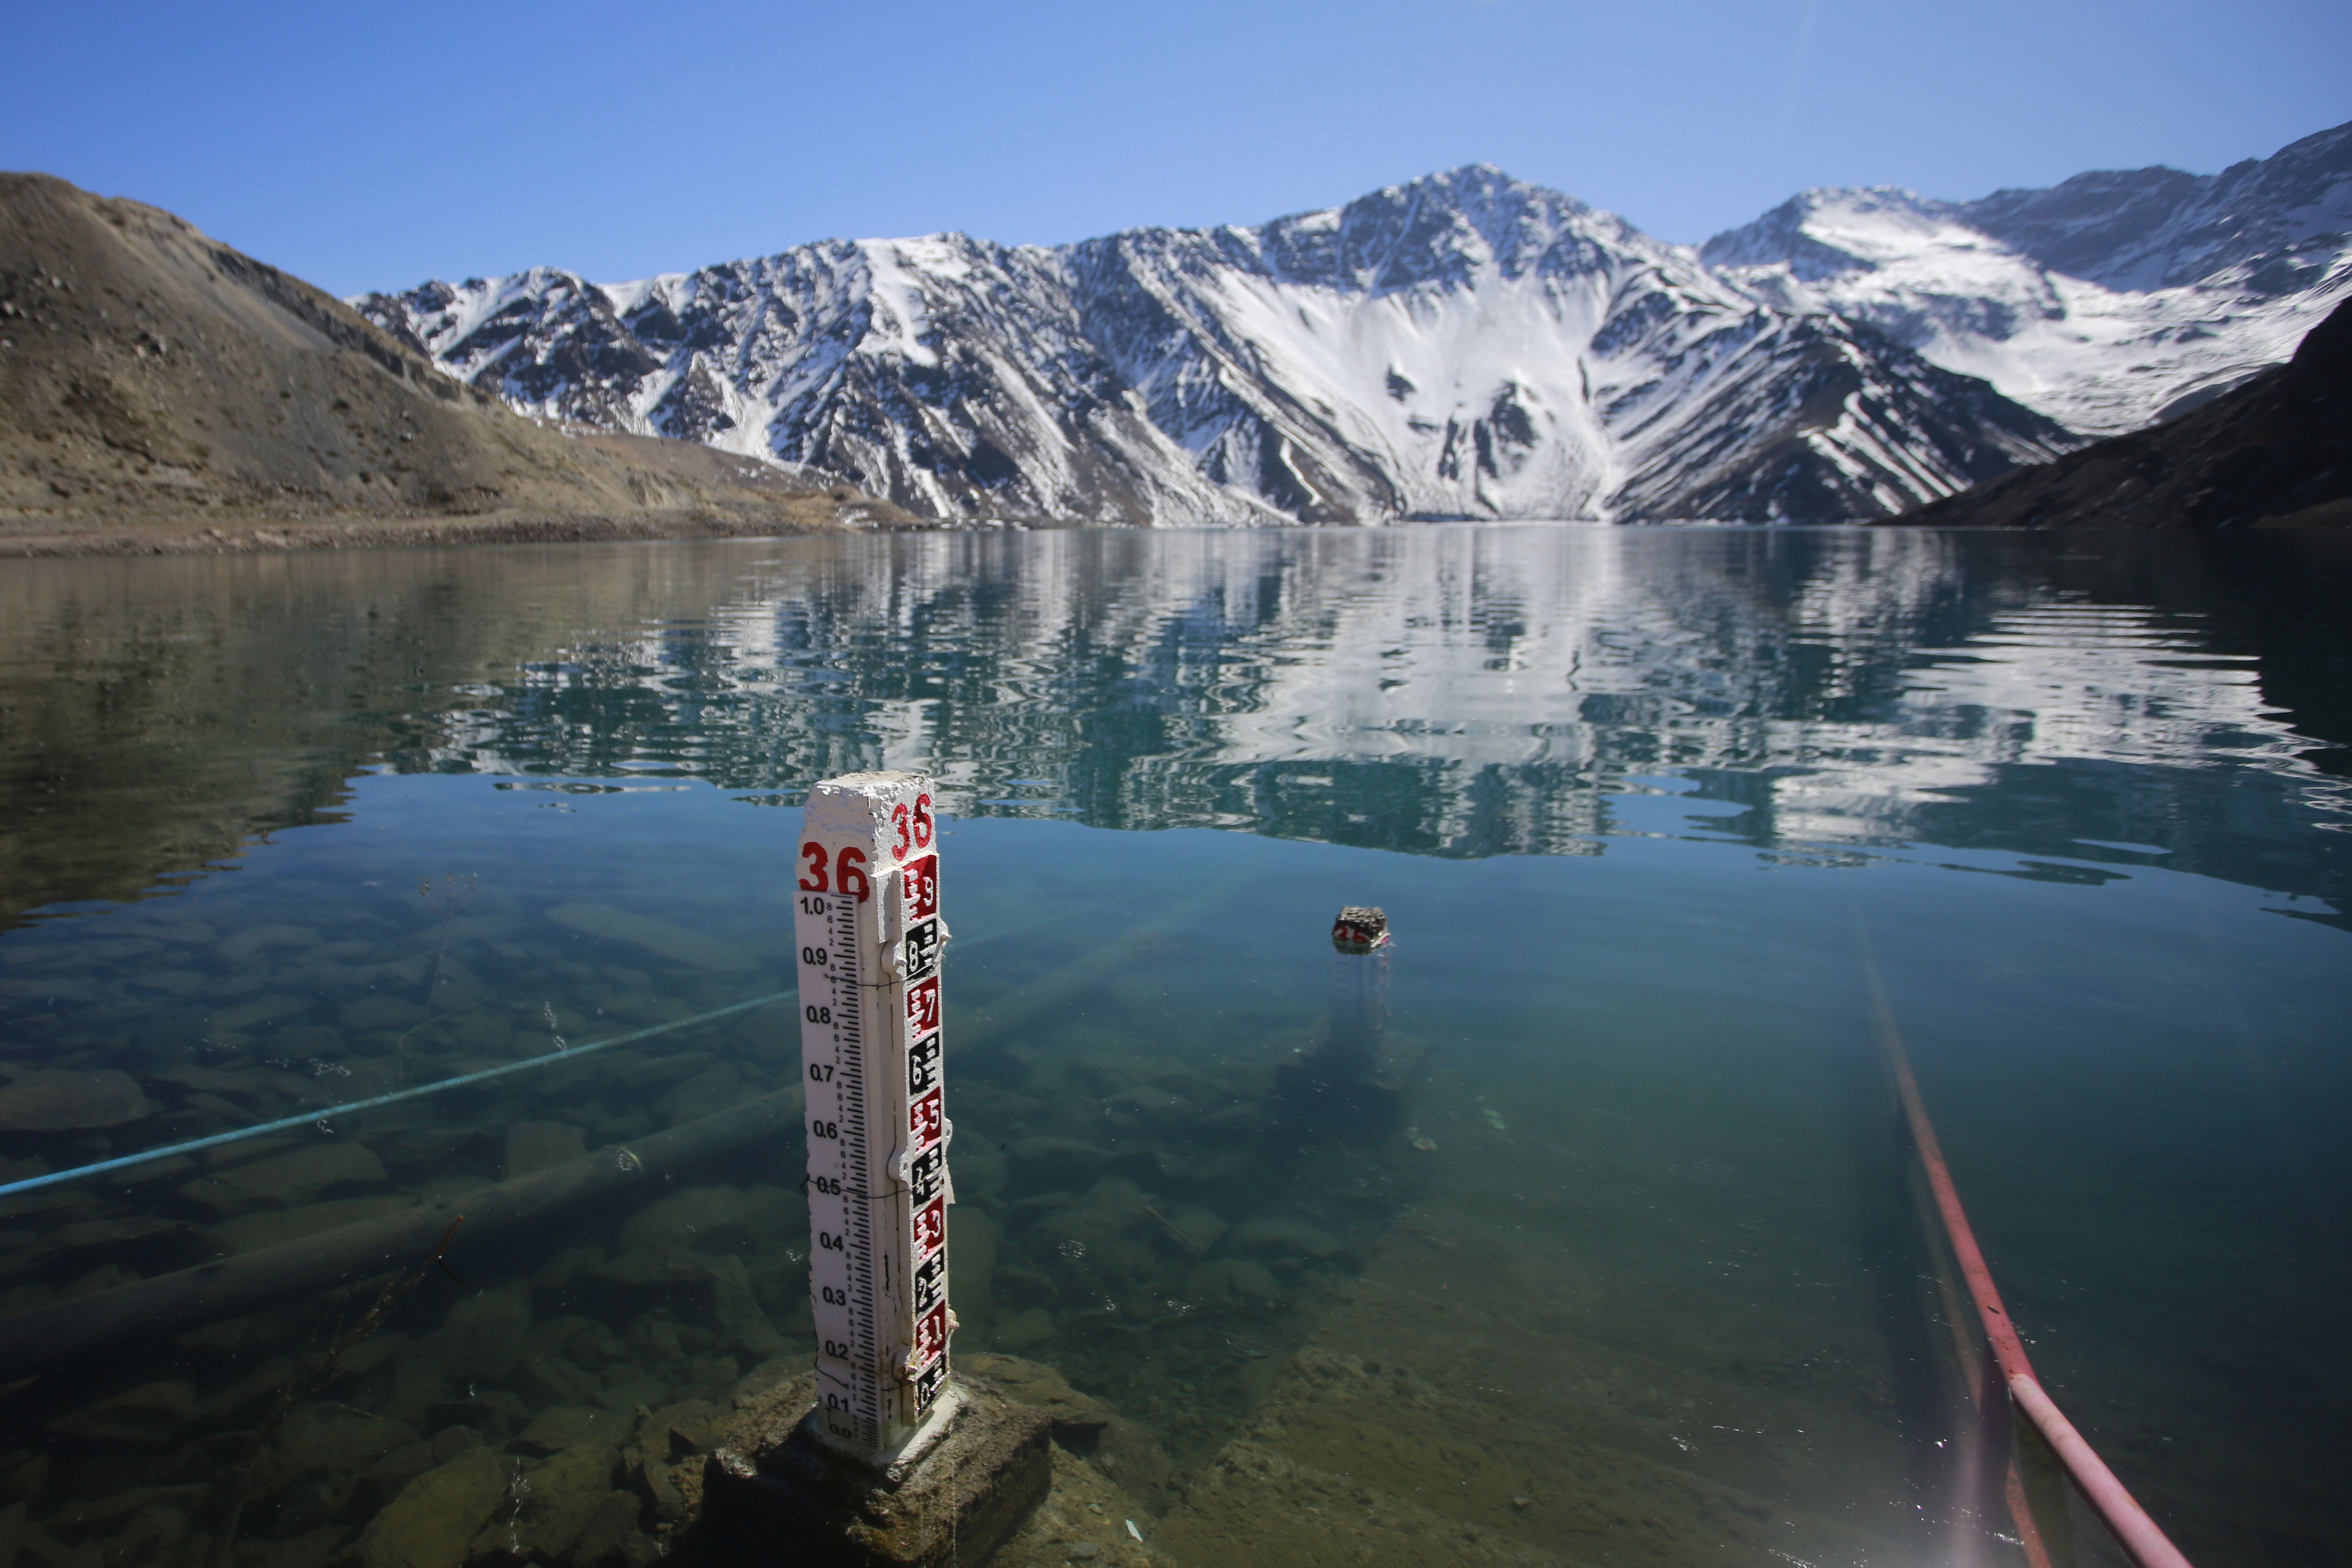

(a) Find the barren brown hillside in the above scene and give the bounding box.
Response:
[0,173,909,554]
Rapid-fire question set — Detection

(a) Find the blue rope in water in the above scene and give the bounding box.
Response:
[0,987,798,1202]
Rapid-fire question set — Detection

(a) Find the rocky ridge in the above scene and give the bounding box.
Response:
[1704,120,2352,436]
[1895,295,2352,529]
[0,173,906,554]
[359,167,2078,525]
[358,122,2352,526]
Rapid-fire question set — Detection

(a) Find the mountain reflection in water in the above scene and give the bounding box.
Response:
[20,525,2340,901]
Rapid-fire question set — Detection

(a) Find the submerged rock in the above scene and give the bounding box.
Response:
[275,1402,416,1476]
[179,1140,387,1214]
[993,1306,1057,1352]
[544,902,753,971]
[0,1069,152,1131]
[519,1406,632,1455]
[618,1184,750,1254]
[654,1062,740,1126]
[145,1063,260,1095]
[48,1378,194,1443]
[342,995,427,1032]
[1039,1178,1152,1255]
[629,1398,725,1521]
[1232,1216,1342,1260]
[949,1205,999,1324]
[503,1120,586,1178]
[216,924,321,965]
[208,1194,415,1252]
[705,1253,787,1359]
[1186,1257,1283,1305]
[493,1442,620,1560]
[567,1489,653,1568]
[424,1280,534,1381]
[518,1354,604,1409]
[1154,1203,1227,1258]
[359,1447,506,1568]
[959,1352,1114,1449]
[1106,1083,1195,1131]
[1009,1136,1112,1186]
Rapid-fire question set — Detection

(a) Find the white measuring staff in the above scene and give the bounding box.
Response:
[795,772,957,1464]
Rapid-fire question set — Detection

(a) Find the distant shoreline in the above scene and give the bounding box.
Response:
[0,506,939,558]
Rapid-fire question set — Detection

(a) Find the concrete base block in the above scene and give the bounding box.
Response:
[705,1377,1052,1568]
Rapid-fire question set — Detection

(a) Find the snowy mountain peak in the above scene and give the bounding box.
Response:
[1703,120,2352,434]
[356,125,2352,523]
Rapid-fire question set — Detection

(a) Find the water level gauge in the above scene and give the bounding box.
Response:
[795,772,954,1463]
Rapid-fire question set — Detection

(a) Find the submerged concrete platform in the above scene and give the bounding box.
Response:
[704,1377,1052,1568]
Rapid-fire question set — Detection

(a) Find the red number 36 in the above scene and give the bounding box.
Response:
[798,843,871,901]
[890,793,935,861]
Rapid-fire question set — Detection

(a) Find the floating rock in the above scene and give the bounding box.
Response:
[518,1406,630,1454]
[342,995,426,1032]
[179,1141,387,1215]
[544,903,753,971]
[208,1194,416,1253]
[1186,1257,1283,1305]
[1231,1216,1342,1260]
[654,1062,740,1126]
[504,1120,586,1178]
[1153,1204,1227,1258]
[49,1378,194,1442]
[424,1280,533,1381]
[0,1069,152,1132]
[216,924,321,965]
[359,1447,506,1568]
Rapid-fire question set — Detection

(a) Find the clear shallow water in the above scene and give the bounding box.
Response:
[0,526,2346,1568]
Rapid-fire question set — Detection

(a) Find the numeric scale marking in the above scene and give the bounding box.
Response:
[795,772,956,1463]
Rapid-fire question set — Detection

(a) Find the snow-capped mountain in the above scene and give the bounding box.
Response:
[1704,121,2352,435]
[357,167,2073,525]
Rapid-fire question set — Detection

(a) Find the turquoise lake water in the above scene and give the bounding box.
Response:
[0,526,2344,1568]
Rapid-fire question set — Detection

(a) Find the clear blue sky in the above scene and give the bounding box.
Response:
[6,0,2346,297]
